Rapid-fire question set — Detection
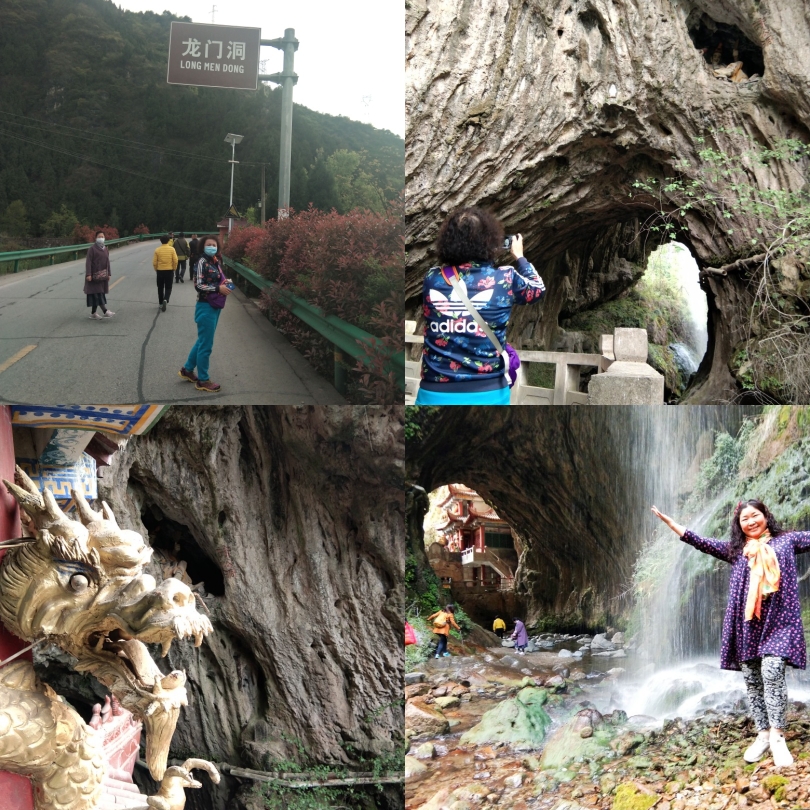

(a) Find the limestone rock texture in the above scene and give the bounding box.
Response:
[406,0,810,401]
[406,406,750,628]
[44,406,404,810]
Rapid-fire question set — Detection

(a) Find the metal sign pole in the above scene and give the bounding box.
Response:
[260,30,299,219]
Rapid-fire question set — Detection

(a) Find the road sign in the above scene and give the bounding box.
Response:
[167,22,261,90]
[225,204,241,218]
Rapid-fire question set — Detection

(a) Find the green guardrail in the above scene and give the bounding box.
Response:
[222,255,405,395]
[0,231,210,274]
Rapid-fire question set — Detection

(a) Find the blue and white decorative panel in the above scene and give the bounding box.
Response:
[17,453,98,503]
[11,405,168,436]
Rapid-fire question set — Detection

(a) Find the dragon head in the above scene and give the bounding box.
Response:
[0,466,213,780]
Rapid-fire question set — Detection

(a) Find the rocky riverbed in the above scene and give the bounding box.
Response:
[405,635,810,810]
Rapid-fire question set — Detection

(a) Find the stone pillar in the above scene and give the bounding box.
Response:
[587,328,665,404]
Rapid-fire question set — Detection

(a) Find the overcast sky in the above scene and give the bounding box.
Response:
[114,0,404,138]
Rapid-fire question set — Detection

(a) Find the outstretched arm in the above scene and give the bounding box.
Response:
[651,506,686,536]
[652,506,733,563]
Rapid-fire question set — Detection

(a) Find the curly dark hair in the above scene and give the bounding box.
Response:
[729,499,784,558]
[435,207,504,265]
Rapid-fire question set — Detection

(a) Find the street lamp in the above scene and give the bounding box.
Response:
[224,133,244,233]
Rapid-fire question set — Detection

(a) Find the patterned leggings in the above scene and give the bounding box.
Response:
[740,656,788,730]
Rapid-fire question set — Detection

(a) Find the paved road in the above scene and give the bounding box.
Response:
[0,241,344,405]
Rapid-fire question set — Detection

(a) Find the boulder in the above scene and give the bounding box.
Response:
[405,755,429,780]
[405,672,425,685]
[435,695,461,710]
[406,698,449,737]
[460,687,552,750]
[558,649,574,658]
[413,742,436,760]
[591,633,616,651]
[405,683,430,699]
[611,632,625,646]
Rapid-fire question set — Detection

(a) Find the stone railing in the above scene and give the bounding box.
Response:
[406,326,664,405]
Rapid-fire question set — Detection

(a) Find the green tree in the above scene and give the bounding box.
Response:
[326,149,386,214]
[1,200,29,237]
[41,204,79,238]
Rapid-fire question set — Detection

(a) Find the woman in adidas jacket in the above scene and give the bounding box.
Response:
[416,207,546,405]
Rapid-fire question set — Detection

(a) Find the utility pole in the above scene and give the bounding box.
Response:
[261,164,266,226]
[261,29,299,219]
[224,133,243,234]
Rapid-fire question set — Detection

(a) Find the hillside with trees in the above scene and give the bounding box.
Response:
[0,0,403,239]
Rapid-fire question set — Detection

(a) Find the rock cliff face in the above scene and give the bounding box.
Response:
[38,406,404,809]
[406,407,751,628]
[406,0,810,400]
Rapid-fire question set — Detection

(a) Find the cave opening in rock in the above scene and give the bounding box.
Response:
[686,11,764,80]
[423,483,524,629]
[140,504,226,597]
[644,242,708,394]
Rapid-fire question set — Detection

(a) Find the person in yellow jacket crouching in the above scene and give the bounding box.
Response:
[153,235,178,312]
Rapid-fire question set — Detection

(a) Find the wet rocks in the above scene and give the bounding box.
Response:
[405,672,425,685]
[405,755,429,780]
[406,698,450,737]
[460,686,551,749]
[435,696,461,710]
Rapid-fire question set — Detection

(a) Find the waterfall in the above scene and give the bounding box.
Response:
[648,242,708,366]
[603,407,810,719]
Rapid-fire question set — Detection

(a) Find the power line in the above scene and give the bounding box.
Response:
[0,128,228,199]
[0,110,268,167]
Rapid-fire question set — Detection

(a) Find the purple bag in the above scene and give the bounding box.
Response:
[204,266,228,309]
[504,343,521,388]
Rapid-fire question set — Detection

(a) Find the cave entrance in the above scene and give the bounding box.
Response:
[140,504,225,597]
[686,11,764,81]
[423,483,522,629]
[643,242,708,395]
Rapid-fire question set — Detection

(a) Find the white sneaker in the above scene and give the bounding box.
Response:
[103,310,115,318]
[770,731,794,768]
[88,312,102,320]
[744,731,771,763]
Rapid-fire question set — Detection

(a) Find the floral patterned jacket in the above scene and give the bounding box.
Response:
[420,258,545,388]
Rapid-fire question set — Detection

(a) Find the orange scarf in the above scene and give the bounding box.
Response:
[743,532,780,621]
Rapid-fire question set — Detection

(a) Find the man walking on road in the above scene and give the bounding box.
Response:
[152,236,178,312]
[174,232,190,283]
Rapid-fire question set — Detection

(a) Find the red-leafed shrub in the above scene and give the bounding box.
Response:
[133,223,150,235]
[225,201,403,403]
[223,225,265,264]
[73,224,120,243]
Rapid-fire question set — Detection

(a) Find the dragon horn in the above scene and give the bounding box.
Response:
[181,759,221,784]
[3,478,46,518]
[101,502,119,527]
[72,492,101,525]
[13,466,41,497]
[41,487,66,522]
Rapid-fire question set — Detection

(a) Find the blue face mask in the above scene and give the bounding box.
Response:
[204,245,217,256]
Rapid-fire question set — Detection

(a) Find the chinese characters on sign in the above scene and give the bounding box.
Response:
[167,22,261,90]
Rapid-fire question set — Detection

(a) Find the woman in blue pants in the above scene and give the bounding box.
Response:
[178,235,232,392]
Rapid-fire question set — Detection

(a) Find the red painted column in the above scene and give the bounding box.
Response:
[0,406,36,808]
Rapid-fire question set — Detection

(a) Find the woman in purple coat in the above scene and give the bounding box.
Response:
[652,499,810,768]
[511,618,529,655]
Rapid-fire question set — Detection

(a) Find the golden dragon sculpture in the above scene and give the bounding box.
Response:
[0,466,217,810]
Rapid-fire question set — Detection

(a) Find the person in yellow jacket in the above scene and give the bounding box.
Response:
[153,235,178,312]
[427,604,460,659]
[493,616,506,639]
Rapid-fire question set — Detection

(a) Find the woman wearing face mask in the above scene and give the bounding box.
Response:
[178,234,232,392]
[652,500,810,768]
[84,230,114,319]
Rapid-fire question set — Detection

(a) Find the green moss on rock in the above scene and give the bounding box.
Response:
[613,783,659,810]
[460,687,551,749]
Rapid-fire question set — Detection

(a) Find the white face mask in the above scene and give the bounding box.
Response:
[96,237,105,245]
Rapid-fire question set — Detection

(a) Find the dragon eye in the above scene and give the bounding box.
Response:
[69,574,90,593]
